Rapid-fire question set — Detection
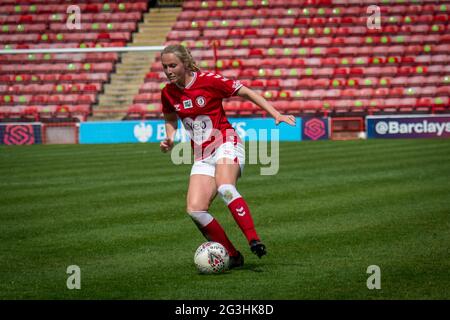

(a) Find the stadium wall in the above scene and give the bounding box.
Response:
[3,115,450,145]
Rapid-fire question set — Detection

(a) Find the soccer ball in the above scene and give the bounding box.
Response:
[358,131,367,139]
[194,241,230,274]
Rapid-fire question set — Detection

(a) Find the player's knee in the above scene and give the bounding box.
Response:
[217,184,241,206]
[186,201,209,215]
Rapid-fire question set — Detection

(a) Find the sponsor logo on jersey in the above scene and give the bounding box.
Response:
[174,104,181,111]
[183,99,193,109]
[182,115,213,145]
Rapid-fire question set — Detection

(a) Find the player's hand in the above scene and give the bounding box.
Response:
[160,138,174,153]
[275,114,296,126]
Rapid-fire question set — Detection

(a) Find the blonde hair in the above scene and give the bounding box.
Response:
[161,44,200,72]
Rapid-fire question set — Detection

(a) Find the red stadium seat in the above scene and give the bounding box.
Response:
[21,106,39,121]
[2,0,448,122]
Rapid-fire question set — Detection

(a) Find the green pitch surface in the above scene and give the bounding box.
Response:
[1,139,449,299]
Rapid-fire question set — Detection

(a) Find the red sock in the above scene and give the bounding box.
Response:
[228,197,260,244]
[199,219,238,257]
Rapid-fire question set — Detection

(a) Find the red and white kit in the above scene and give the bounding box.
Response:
[162,71,245,176]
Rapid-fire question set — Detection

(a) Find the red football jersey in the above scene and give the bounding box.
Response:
[161,71,243,160]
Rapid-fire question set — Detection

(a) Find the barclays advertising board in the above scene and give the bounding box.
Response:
[367,115,450,139]
[79,118,302,144]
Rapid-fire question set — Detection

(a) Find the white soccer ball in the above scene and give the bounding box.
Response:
[194,241,230,274]
[358,131,367,139]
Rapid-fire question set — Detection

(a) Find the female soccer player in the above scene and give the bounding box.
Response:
[159,45,296,268]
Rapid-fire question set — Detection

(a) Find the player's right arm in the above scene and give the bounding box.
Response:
[160,112,177,153]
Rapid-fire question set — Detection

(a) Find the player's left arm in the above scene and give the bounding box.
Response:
[236,86,296,126]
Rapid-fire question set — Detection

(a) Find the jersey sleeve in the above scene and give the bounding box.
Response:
[161,88,175,114]
[210,73,243,98]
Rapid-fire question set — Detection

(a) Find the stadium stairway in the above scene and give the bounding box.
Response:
[92,7,181,120]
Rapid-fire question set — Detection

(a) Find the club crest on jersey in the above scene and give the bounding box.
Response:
[183,99,193,109]
[174,104,181,111]
[196,96,206,107]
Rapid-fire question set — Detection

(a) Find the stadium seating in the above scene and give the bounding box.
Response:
[133,0,450,117]
[2,0,449,120]
[0,0,148,122]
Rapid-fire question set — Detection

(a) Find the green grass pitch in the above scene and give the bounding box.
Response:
[0,139,449,299]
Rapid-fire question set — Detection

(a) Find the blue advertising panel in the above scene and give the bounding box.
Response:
[367,115,450,139]
[79,118,302,144]
[79,120,166,144]
[0,123,42,145]
[229,117,302,142]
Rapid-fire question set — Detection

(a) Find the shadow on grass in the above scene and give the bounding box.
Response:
[233,263,266,273]
[194,263,267,276]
